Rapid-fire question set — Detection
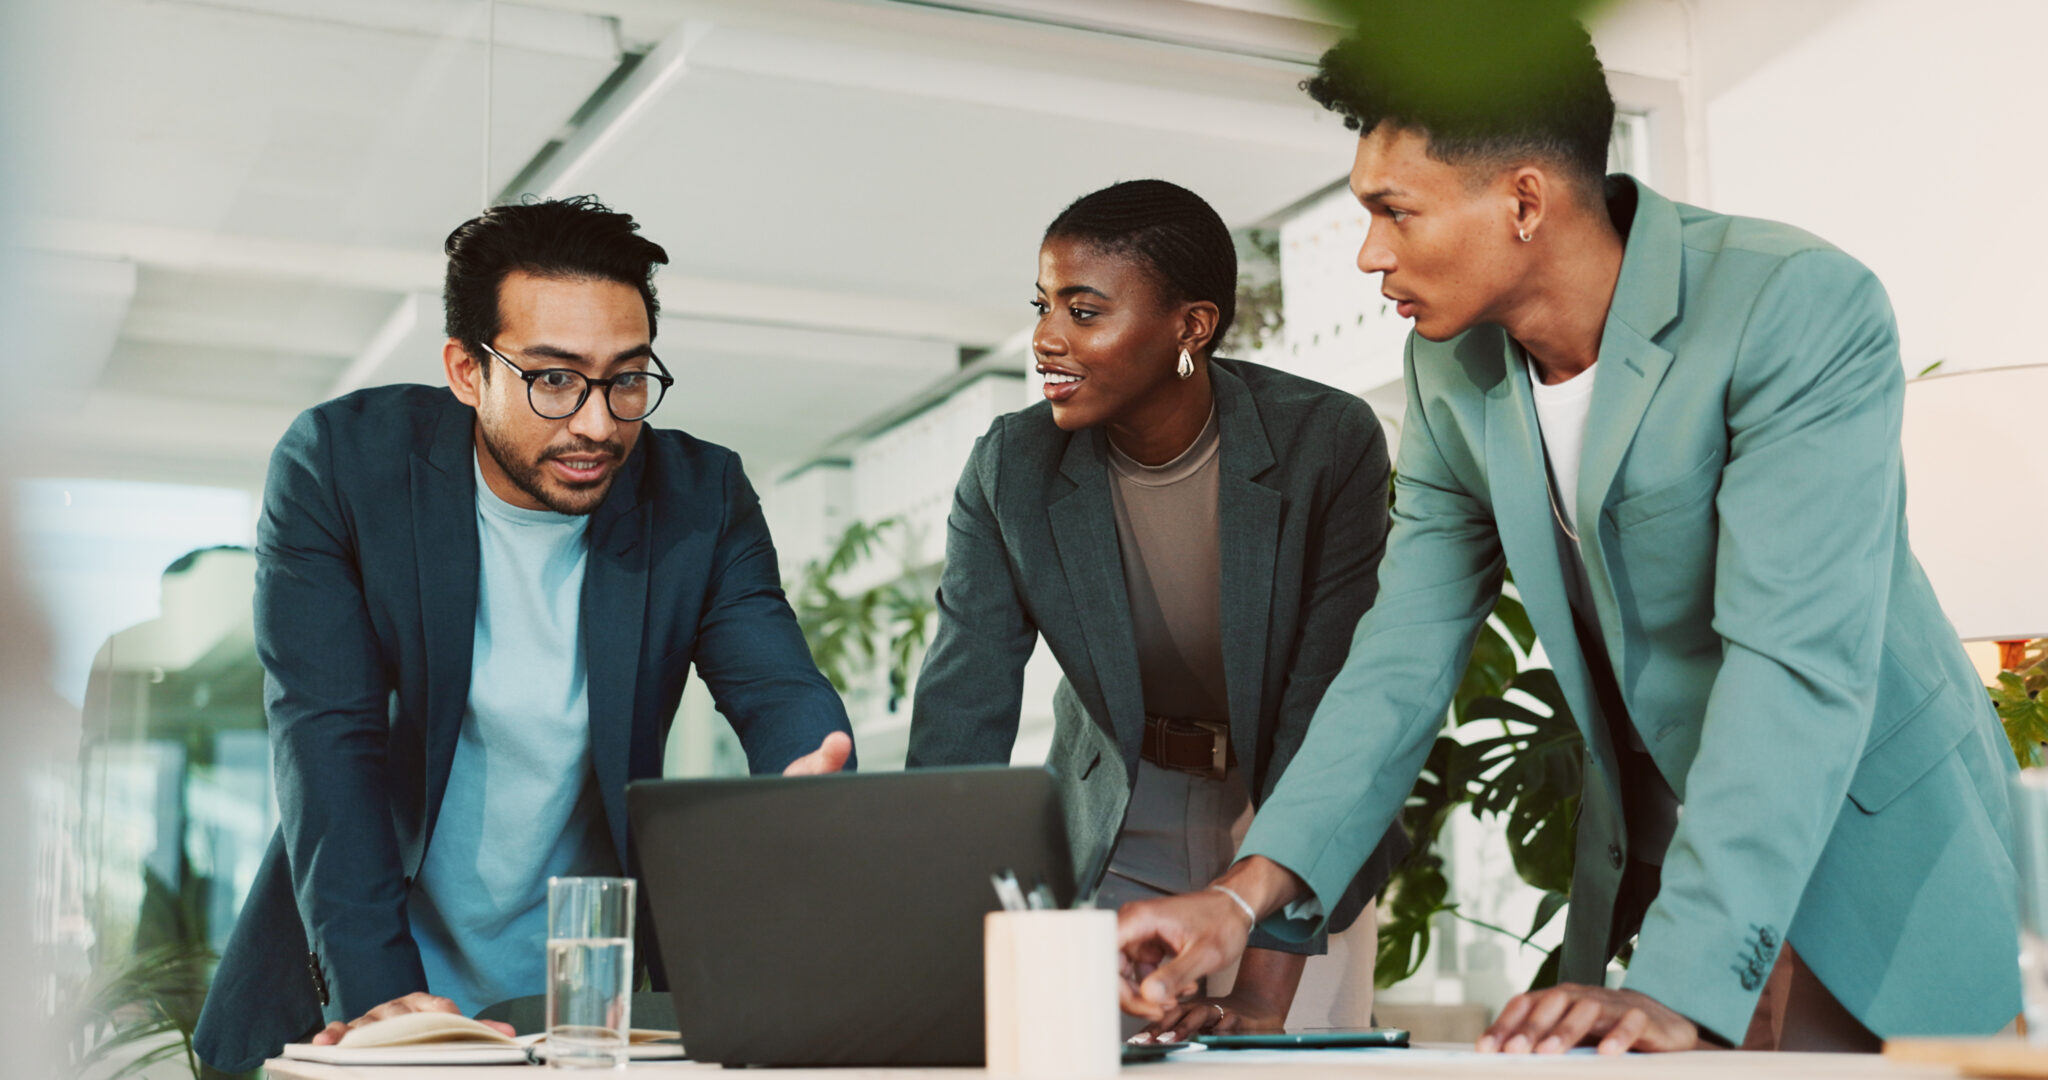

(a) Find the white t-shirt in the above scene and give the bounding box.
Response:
[1529,360,1599,536]
[1526,354,1683,864]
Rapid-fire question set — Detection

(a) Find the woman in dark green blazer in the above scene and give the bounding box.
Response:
[907,180,1406,1038]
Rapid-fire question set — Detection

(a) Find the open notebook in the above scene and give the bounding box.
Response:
[278,1011,687,1065]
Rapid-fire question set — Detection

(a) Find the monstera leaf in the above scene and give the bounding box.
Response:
[1451,593,1536,724]
[1374,854,1455,988]
[1375,591,1566,989]
[1460,669,1584,895]
[1373,578,1585,990]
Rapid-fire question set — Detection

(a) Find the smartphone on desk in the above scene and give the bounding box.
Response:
[1192,1028,1409,1049]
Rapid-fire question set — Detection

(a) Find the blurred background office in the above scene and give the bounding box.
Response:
[4,0,2045,1075]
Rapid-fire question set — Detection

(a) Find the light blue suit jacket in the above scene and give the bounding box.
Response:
[1240,177,2020,1043]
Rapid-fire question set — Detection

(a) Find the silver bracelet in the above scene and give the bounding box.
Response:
[1208,884,1257,928]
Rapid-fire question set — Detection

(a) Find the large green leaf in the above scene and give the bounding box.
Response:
[1995,671,2048,769]
[1452,622,1519,725]
[1492,592,1538,656]
[1524,890,1569,945]
[1459,670,1584,895]
[1374,857,1455,990]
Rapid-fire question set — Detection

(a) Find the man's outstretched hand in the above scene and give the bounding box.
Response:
[782,731,853,776]
[1478,984,1705,1055]
[309,992,515,1046]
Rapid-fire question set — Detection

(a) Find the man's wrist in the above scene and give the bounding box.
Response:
[1213,855,1307,920]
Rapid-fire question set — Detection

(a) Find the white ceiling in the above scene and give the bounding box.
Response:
[16,0,1353,488]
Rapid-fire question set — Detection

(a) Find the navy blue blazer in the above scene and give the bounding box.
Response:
[194,385,852,1072]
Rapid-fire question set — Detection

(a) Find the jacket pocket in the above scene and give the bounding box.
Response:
[1846,648,1964,814]
[1607,451,1722,532]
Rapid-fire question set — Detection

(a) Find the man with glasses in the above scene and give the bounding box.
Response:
[194,196,855,1072]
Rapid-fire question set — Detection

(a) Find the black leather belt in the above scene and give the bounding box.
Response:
[1140,715,1234,780]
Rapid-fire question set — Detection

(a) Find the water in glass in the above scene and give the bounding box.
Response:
[546,876,636,1068]
[545,936,633,1067]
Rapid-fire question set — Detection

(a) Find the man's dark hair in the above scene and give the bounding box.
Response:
[443,195,669,374]
[1304,1,1615,190]
[1044,179,1237,355]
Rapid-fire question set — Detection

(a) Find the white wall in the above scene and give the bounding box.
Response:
[1699,0,2048,376]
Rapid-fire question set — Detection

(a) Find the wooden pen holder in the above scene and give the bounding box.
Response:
[984,909,1120,1078]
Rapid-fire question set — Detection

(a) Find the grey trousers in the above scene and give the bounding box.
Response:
[1095,761,1248,905]
[1095,761,1378,1032]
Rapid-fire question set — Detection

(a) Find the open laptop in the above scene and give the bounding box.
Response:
[625,766,1076,1066]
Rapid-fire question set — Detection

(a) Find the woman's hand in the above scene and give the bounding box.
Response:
[1129,946,1305,1044]
[1129,991,1285,1043]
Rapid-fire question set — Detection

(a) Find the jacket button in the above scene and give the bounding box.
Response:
[1607,843,1625,870]
[307,951,330,1007]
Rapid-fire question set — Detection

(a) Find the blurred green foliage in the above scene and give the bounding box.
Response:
[789,517,938,705]
[1995,640,2048,768]
[1302,0,1617,125]
[1373,577,1585,991]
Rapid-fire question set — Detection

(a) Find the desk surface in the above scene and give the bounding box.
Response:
[263,1045,1952,1080]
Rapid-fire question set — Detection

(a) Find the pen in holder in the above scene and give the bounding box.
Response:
[984,908,1119,1078]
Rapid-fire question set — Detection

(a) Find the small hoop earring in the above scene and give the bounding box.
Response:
[1176,348,1195,379]
[1518,228,1534,243]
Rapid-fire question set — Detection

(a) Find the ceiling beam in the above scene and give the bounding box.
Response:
[159,0,621,60]
[866,0,1336,64]
[22,218,446,294]
[16,251,137,407]
[332,292,984,398]
[26,218,1023,352]
[332,292,443,396]
[537,19,712,198]
[519,0,1339,64]
[16,389,299,490]
[686,23,1343,151]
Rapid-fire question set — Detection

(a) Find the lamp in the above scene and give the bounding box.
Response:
[1901,363,2048,669]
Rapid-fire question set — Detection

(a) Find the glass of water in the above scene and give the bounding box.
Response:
[546,876,636,1068]
[2014,772,2048,1042]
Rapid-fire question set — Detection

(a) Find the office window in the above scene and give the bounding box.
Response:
[1610,110,1653,179]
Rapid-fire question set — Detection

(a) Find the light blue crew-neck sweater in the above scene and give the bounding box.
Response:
[409,454,619,1016]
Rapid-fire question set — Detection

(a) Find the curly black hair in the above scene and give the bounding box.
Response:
[1303,1,1615,190]
[1043,179,1236,355]
[442,195,669,374]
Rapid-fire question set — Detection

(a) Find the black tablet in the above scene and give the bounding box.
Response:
[1193,1028,1410,1049]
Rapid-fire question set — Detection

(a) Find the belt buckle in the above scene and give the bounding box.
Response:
[1187,719,1229,781]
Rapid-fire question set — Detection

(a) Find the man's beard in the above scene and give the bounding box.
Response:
[479,425,626,516]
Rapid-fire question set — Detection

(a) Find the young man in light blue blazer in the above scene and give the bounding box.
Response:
[1115,9,2019,1055]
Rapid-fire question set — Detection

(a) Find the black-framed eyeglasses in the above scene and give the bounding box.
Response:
[479,341,674,422]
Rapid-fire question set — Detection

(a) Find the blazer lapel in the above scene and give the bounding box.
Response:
[581,446,650,868]
[1047,428,1146,761]
[1212,365,1281,780]
[1573,177,1682,671]
[1487,349,1622,795]
[411,402,481,863]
